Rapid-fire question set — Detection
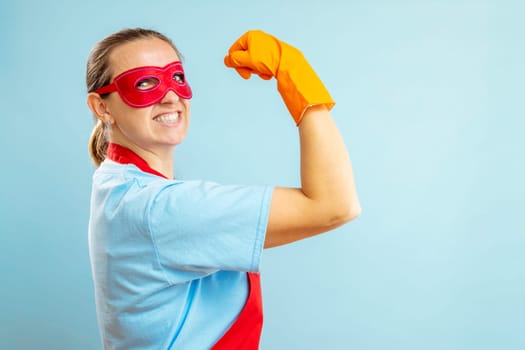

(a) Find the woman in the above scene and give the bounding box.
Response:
[86,28,360,349]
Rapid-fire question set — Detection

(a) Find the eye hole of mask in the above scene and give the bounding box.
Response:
[173,73,185,84]
[136,77,160,90]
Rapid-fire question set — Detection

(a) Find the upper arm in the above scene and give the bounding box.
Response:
[149,181,272,276]
[264,186,357,248]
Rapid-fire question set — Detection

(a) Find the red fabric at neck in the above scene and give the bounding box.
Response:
[106,143,168,179]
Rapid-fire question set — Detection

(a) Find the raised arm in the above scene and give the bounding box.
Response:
[224,30,361,248]
[265,104,360,248]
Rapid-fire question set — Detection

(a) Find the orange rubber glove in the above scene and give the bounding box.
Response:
[224,30,335,125]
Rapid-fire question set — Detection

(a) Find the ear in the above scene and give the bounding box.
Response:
[87,92,111,122]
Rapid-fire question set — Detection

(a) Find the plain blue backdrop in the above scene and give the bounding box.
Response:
[1,0,523,349]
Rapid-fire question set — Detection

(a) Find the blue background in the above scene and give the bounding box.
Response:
[1,0,524,349]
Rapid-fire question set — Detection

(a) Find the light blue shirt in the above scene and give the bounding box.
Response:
[88,161,273,349]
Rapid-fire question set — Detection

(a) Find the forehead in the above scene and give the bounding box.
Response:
[109,37,180,78]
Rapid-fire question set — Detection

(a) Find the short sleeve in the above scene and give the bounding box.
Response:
[148,180,273,279]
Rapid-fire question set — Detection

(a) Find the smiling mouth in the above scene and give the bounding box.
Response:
[153,112,180,123]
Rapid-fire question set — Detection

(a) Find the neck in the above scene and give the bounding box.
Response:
[110,140,176,179]
[143,149,175,179]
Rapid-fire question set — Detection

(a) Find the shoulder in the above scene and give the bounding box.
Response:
[93,161,273,211]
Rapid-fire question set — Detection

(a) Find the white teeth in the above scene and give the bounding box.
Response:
[154,113,180,123]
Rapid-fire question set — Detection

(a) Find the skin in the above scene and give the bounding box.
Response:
[87,37,361,249]
[264,104,361,247]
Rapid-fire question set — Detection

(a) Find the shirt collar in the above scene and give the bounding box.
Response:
[106,142,168,179]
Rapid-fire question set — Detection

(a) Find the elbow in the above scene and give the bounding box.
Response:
[340,203,362,224]
[326,201,361,227]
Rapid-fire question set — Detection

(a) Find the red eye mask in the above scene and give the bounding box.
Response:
[95,61,192,108]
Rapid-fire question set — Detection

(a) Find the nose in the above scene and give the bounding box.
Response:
[160,89,180,104]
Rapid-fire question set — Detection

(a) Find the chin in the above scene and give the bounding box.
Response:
[166,135,187,147]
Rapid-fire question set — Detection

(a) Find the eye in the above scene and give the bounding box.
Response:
[135,77,159,90]
[173,73,185,84]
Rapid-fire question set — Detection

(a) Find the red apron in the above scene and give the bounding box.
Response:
[106,143,264,349]
[212,272,263,349]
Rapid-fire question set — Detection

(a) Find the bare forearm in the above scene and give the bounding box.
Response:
[264,105,360,248]
[299,105,361,222]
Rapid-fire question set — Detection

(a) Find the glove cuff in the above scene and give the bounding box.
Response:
[277,70,335,125]
[276,43,335,125]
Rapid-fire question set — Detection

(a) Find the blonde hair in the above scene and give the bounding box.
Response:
[86,28,182,166]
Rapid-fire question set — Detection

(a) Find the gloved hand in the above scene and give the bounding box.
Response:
[224,30,335,125]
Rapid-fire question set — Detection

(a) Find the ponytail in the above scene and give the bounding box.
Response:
[88,120,108,167]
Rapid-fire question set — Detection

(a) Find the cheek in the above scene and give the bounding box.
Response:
[184,102,191,128]
[184,100,191,116]
[112,103,152,129]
